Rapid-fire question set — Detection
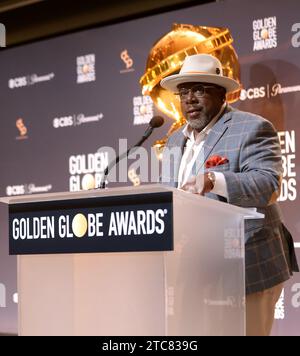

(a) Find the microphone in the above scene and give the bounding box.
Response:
[141,115,164,139]
[99,116,164,189]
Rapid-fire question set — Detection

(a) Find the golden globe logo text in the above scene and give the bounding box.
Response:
[12,209,168,240]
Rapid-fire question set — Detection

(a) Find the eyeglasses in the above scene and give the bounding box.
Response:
[175,84,220,100]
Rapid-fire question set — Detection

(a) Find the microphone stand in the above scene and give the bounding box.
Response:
[99,127,154,189]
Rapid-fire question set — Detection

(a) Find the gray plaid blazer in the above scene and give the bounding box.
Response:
[161,105,298,294]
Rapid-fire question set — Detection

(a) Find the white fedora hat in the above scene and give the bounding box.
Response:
[161,54,240,93]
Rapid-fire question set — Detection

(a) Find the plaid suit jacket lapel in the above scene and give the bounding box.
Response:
[168,130,188,187]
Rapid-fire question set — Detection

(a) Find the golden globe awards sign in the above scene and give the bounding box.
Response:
[9,192,173,255]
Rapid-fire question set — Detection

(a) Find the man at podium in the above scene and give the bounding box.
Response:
[160,53,299,336]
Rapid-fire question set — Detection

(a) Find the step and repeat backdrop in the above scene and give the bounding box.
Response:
[0,0,299,335]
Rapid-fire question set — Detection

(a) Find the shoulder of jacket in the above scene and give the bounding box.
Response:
[229,108,274,128]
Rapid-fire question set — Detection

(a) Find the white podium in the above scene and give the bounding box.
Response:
[1,185,263,336]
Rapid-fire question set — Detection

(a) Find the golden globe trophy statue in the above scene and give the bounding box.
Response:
[140,24,241,157]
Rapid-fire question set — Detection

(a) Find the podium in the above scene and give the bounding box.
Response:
[1,185,263,336]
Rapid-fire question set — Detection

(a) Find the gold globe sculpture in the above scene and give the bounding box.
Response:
[140,24,241,156]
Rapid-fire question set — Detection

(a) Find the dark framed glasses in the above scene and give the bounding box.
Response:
[175,84,221,100]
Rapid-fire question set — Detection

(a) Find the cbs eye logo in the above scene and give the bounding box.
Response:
[9,77,28,89]
[6,185,25,196]
[53,116,74,128]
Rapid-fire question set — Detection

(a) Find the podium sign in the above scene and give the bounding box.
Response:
[1,185,264,335]
[9,191,173,255]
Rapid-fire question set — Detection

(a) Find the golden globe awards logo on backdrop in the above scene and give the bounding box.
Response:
[239,84,298,203]
[68,151,109,191]
[120,49,134,74]
[133,95,154,125]
[76,54,96,83]
[253,16,277,51]
[278,130,297,202]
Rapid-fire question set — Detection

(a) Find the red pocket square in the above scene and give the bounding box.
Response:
[205,155,229,168]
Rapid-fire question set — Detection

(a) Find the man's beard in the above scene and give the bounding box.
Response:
[187,112,212,132]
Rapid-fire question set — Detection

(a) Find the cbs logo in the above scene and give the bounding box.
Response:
[240,87,266,101]
[6,185,25,196]
[53,116,74,128]
[8,77,27,89]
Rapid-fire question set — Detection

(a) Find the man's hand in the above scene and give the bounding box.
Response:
[181,173,214,195]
